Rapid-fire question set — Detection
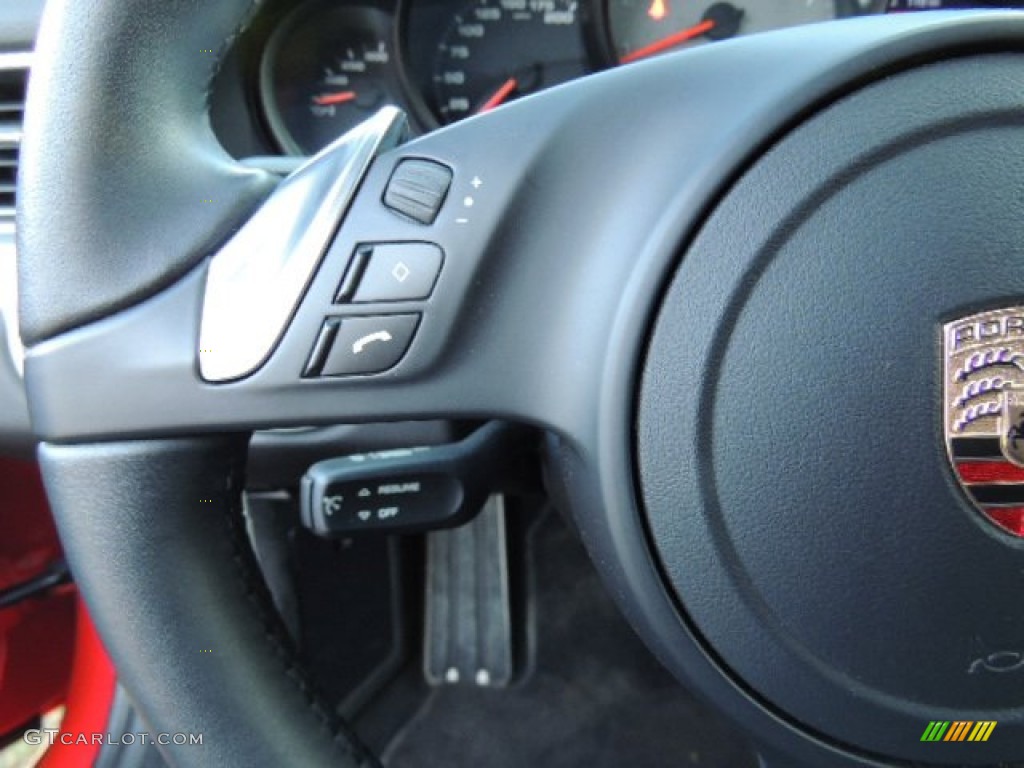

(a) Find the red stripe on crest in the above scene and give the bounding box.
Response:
[983,507,1024,536]
[955,461,1024,484]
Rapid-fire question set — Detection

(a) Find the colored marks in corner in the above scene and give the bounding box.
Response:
[920,721,996,743]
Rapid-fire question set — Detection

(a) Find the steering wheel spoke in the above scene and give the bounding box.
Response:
[23,70,668,442]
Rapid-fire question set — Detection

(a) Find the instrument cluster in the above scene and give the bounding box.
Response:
[259,0,1010,154]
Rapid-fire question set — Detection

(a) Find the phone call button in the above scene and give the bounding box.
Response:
[316,314,421,377]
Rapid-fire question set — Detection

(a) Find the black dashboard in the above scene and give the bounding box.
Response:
[213,0,1023,158]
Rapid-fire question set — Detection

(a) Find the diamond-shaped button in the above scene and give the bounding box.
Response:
[392,262,411,283]
[351,243,444,303]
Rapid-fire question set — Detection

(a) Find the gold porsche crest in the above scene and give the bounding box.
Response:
[945,308,1024,537]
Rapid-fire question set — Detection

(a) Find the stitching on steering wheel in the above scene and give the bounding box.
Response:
[219,454,381,768]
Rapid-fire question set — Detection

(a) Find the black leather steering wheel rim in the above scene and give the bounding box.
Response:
[39,437,378,766]
[18,0,278,345]
[20,0,376,764]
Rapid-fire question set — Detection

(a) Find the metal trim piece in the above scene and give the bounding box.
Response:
[198,106,408,382]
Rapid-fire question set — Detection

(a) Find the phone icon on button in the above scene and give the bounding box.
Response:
[352,330,393,355]
[309,314,420,377]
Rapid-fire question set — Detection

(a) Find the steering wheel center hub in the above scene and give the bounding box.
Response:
[636,53,1024,762]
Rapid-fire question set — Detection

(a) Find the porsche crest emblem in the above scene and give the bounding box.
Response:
[945,308,1024,537]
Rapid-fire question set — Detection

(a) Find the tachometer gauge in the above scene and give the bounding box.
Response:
[606,0,881,64]
[432,0,589,124]
[261,4,403,154]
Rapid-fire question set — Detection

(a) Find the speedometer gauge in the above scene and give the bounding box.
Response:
[432,0,589,124]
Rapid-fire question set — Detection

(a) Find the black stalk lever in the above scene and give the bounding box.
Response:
[300,421,531,536]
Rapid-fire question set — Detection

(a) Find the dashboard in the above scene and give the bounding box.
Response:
[240,0,1022,156]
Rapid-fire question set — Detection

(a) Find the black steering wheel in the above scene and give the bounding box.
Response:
[18,1,1024,766]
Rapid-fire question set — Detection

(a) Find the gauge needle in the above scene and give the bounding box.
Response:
[478,77,518,114]
[313,90,357,106]
[619,19,716,64]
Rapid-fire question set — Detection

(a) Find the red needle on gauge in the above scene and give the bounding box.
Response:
[619,18,716,64]
[313,90,357,106]
[478,77,518,113]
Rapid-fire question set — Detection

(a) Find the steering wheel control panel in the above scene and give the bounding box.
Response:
[198,99,528,397]
[301,165,449,377]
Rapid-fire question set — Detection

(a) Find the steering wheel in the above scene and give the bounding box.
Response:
[18,0,1024,765]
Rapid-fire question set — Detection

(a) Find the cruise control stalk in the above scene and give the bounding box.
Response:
[300,421,537,535]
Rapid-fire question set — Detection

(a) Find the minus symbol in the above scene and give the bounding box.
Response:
[456,218,469,224]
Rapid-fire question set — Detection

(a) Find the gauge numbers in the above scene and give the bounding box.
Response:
[433,0,588,124]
